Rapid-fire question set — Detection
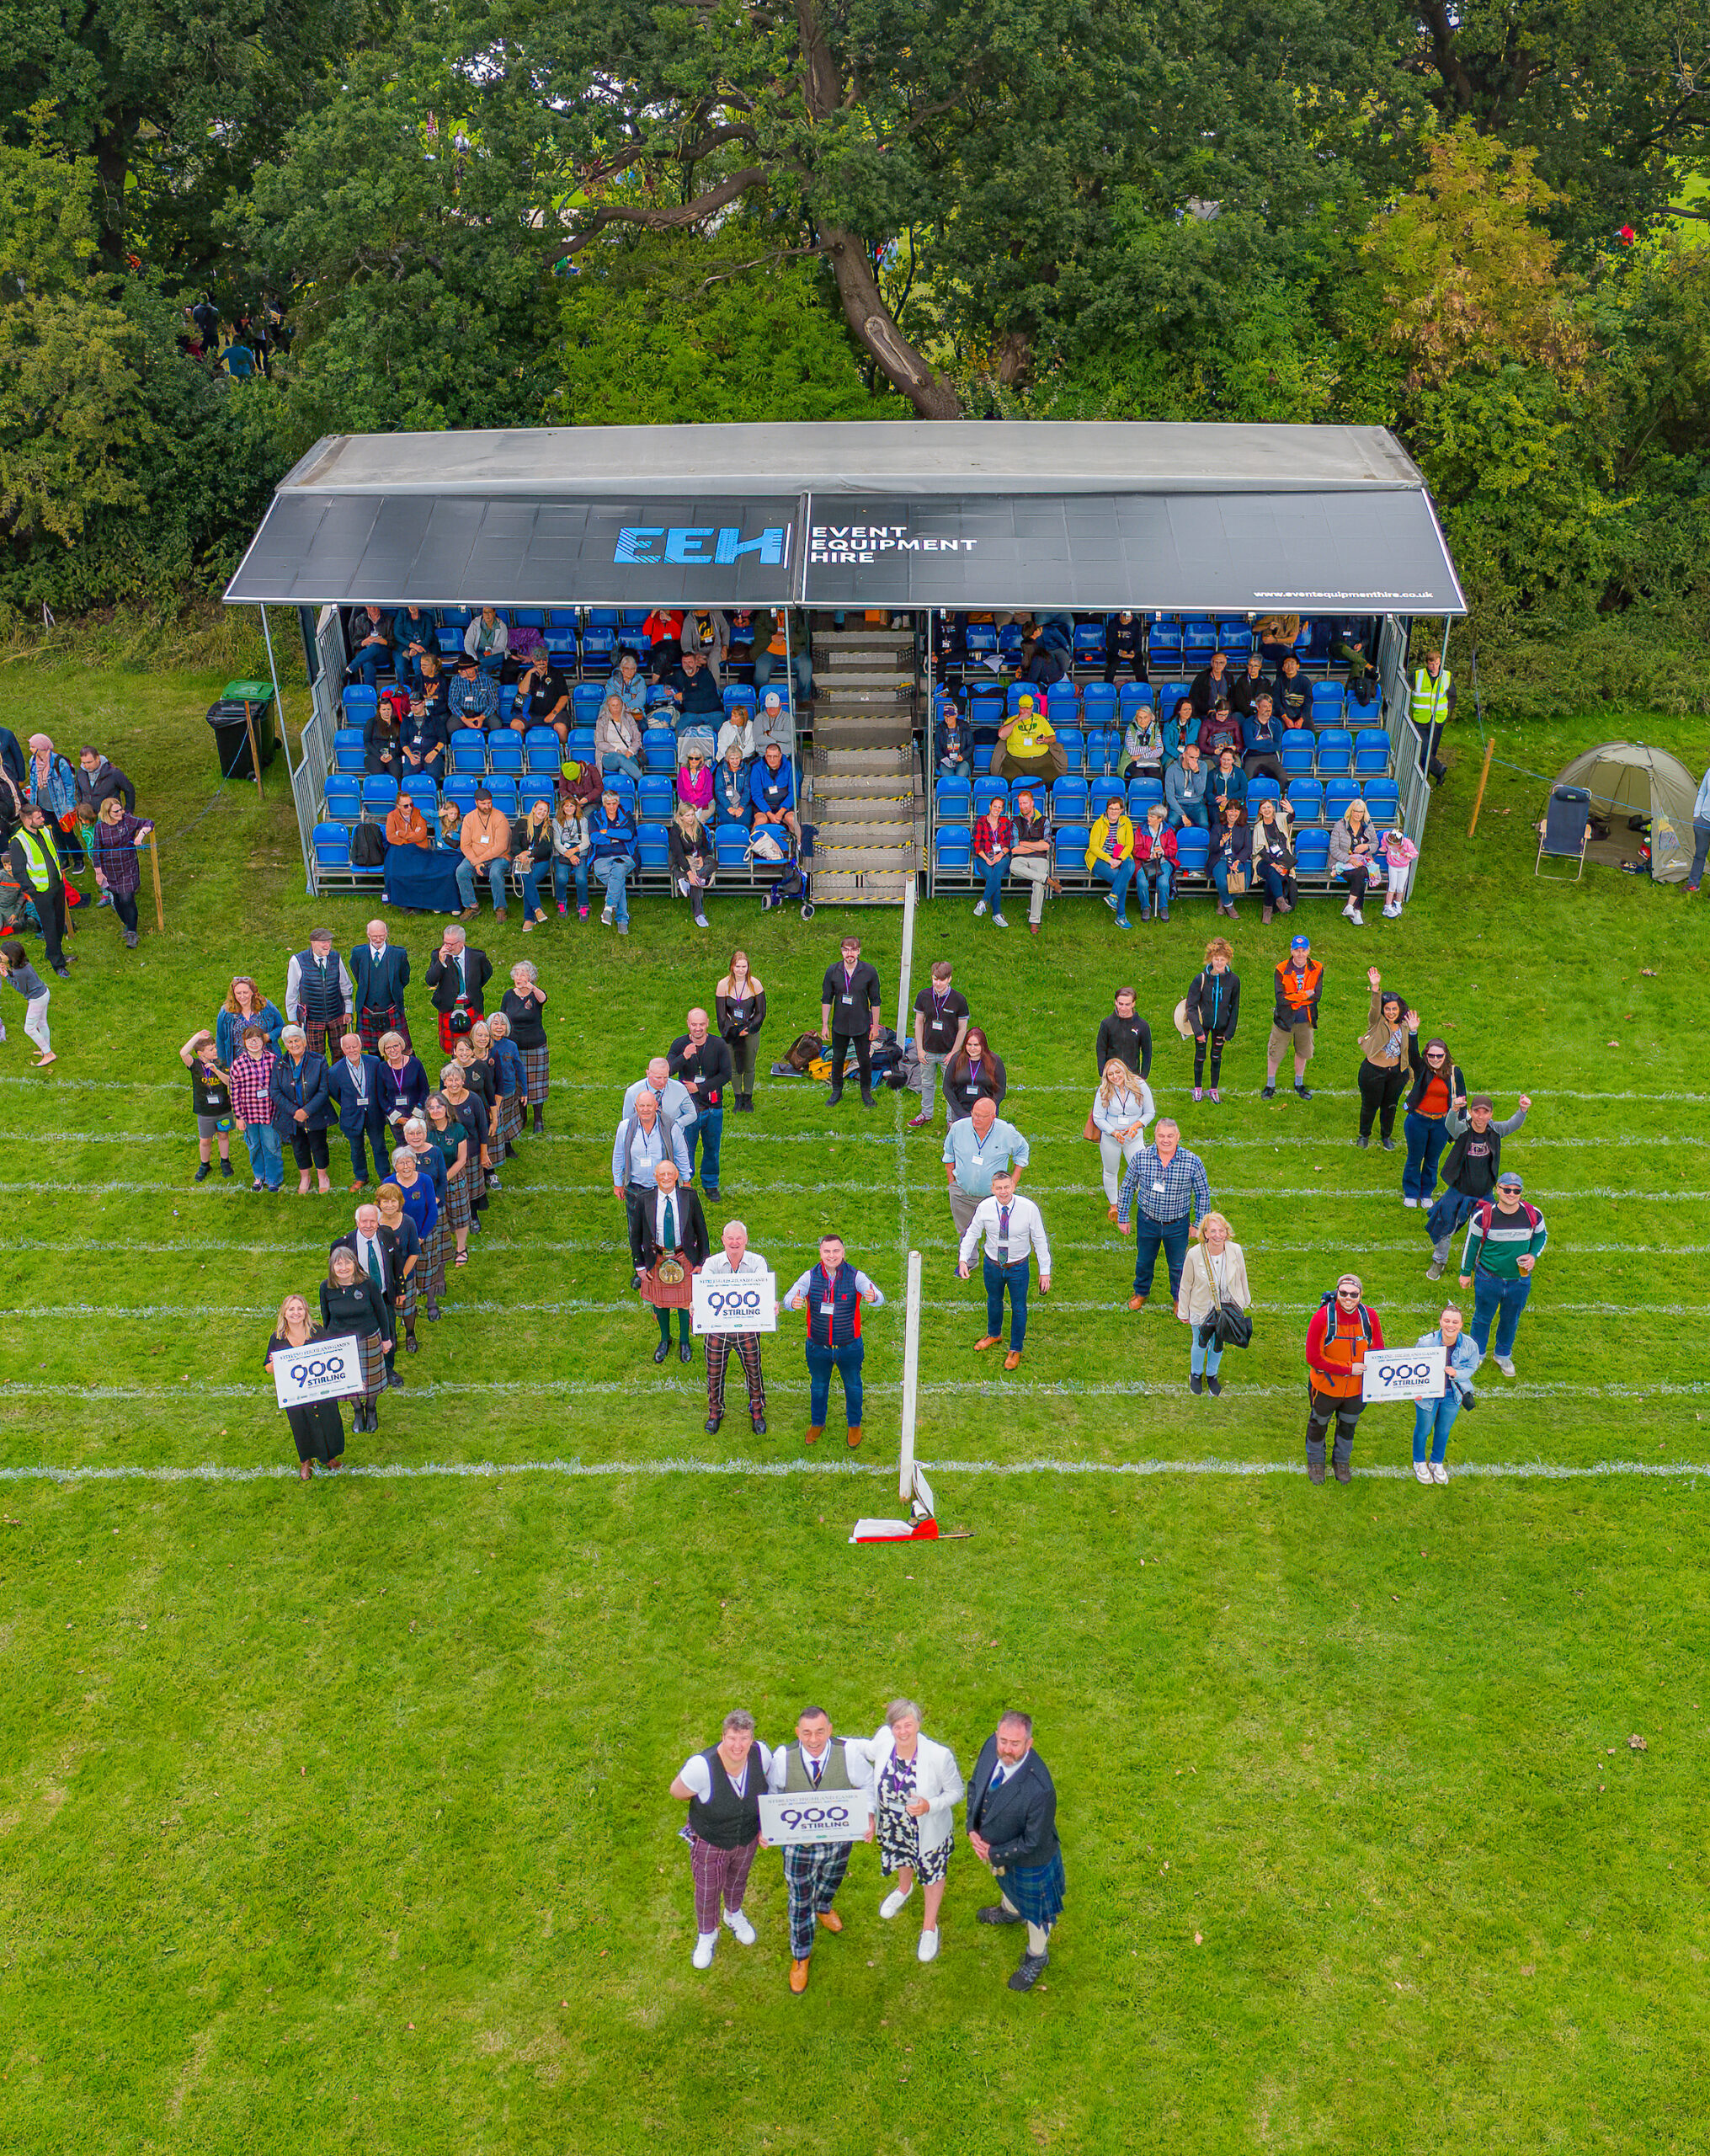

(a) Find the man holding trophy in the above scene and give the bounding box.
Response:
[763,1707,876,1993]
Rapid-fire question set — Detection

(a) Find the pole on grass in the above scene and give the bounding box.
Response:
[149,830,164,931]
[898,1246,922,1505]
[1467,737,1495,839]
[895,873,917,1038]
[243,705,264,803]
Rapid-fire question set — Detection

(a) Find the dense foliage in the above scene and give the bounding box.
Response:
[3,0,1708,659]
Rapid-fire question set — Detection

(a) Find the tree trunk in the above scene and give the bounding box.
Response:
[820,226,962,418]
[93,115,136,270]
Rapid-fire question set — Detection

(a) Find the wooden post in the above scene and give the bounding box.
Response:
[244,704,264,801]
[149,829,164,931]
[1467,737,1495,839]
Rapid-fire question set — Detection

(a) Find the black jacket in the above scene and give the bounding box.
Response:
[1104,616,1143,674]
[425,946,493,1015]
[966,1736,1060,1871]
[634,1182,711,1271]
[1189,664,1235,716]
[1095,1010,1153,1081]
[1228,670,1276,720]
[75,759,136,815]
[350,942,411,1014]
[319,1272,389,1340]
[946,1052,1007,1120]
[669,1032,735,1111]
[332,1224,405,1305]
[1185,967,1241,1040]
[1404,1042,1467,1114]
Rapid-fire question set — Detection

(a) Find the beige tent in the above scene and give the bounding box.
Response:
[1553,743,1701,883]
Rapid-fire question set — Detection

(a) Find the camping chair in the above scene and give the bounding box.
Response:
[1536,786,1591,881]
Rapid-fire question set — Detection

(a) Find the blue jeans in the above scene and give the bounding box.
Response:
[806,1340,863,1428]
[939,758,972,780]
[1403,1112,1450,1203]
[1132,1214,1191,1299]
[685,1106,724,1192]
[1138,861,1173,917]
[477,652,503,677]
[1472,1271,1532,1359]
[347,645,386,688]
[455,857,508,910]
[591,852,636,923]
[518,862,549,916]
[1690,819,1710,887]
[1092,857,1136,919]
[554,857,591,910]
[752,650,811,702]
[1190,1328,1223,1377]
[600,753,644,784]
[978,855,1008,912]
[243,1120,283,1188]
[1413,1393,1462,1463]
[394,648,424,694]
[983,1256,1030,1349]
[1171,800,1209,830]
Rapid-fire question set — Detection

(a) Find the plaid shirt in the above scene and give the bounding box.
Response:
[229,1049,276,1128]
[1116,1142,1212,1230]
[448,672,499,725]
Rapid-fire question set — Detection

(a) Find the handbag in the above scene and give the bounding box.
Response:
[1083,1106,1099,1142]
[1225,860,1248,895]
[1199,1244,1253,1350]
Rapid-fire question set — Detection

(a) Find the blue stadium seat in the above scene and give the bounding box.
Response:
[546,629,578,663]
[488,736,524,776]
[968,692,1004,729]
[341,686,378,727]
[581,627,615,670]
[964,624,999,657]
[1153,681,1191,721]
[1295,829,1331,875]
[361,774,397,814]
[1286,778,1324,821]
[1116,683,1153,723]
[1127,777,1164,817]
[972,742,994,775]
[974,776,1009,816]
[1086,728,1121,777]
[1081,682,1119,728]
[1323,777,1361,822]
[1089,787,1127,830]
[604,774,637,814]
[443,775,481,814]
[511,607,546,630]
[1280,729,1316,777]
[1053,824,1091,873]
[333,727,366,774]
[486,777,519,818]
[723,684,755,712]
[519,779,555,819]
[435,608,471,656]
[1312,682,1345,723]
[639,776,675,819]
[1316,728,1354,776]
[716,828,753,869]
[313,822,350,869]
[1148,620,1183,667]
[644,685,676,712]
[935,776,972,821]
[1363,779,1400,824]
[449,728,487,774]
[1047,682,1081,727]
[1073,621,1105,664]
[1055,728,1086,776]
[547,608,579,632]
[572,682,605,723]
[617,609,647,634]
[1217,619,1254,657]
[998,625,1024,663]
[637,826,671,871]
[525,727,562,774]
[1354,728,1391,776]
[642,728,677,774]
[323,776,360,822]
[1174,828,1211,875]
[936,827,972,871]
[1051,777,1089,821]
[402,773,439,814]
[1005,681,1036,715]
[498,686,518,728]
[568,727,598,764]
[1245,775,1281,810]
[1183,624,1217,665]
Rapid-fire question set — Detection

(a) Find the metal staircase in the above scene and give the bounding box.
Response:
[807,626,922,905]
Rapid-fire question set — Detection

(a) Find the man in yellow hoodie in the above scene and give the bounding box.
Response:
[995,695,1068,784]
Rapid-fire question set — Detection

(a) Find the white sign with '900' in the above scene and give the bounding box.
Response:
[691,1271,779,1337]
[273,1335,364,1410]
[758,1790,874,1845]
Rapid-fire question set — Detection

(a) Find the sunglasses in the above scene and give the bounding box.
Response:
[1336,1289,1361,1300]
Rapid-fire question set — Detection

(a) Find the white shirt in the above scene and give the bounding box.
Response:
[343,1056,368,1107]
[676,1742,775,1802]
[960,1193,1052,1274]
[356,1232,386,1289]
[701,1249,767,1281]
[653,1187,690,1247]
[764,1738,876,1795]
[988,1747,1031,1790]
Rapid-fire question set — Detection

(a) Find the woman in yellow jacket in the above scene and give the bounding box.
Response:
[1084,801,1137,929]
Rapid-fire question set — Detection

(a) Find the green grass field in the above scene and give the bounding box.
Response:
[3,659,1708,2153]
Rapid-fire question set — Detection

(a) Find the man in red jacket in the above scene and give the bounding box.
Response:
[1303,1274,1384,1485]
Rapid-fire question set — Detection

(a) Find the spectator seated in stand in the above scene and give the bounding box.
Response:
[510,652,571,740]
[1196,699,1244,761]
[715,746,753,826]
[716,703,755,766]
[386,792,432,849]
[749,742,800,846]
[345,606,392,689]
[935,705,972,779]
[462,605,509,678]
[1020,614,1073,687]
[1122,703,1164,781]
[397,695,447,782]
[663,649,723,758]
[605,652,648,720]
[391,608,434,694]
[447,654,499,731]
[1189,651,1234,717]
[364,693,402,778]
[1228,652,1273,721]
[595,694,645,783]
[1240,693,1286,786]
[1165,743,1210,830]
[1161,697,1195,766]
[1272,651,1312,730]
[752,690,792,757]
[1207,746,1247,821]
[995,693,1067,784]
[642,608,685,682]
[1104,610,1143,683]
[676,747,714,817]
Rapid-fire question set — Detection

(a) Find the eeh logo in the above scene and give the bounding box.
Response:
[613,525,791,568]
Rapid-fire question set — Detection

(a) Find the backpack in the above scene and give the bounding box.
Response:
[1318,1289,1373,1344]
[1473,1199,1540,1238]
[381,687,411,725]
[785,1031,823,1071]
[350,821,386,868]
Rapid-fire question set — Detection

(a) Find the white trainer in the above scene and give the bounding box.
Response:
[1349,907,1365,926]
[992,913,1009,929]
[692,1933,716,1969]
[917,1928,940,1962]
[1413,1461,1433,1485]
[1495,1356,1516,1378]
[600,907,614,926]
[880,1885,913,1919]
[1430,1461,1450,1485]
[972,900,987,917]
[724,1908,756,1945]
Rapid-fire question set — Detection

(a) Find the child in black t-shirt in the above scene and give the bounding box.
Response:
[178,1027,235,1181]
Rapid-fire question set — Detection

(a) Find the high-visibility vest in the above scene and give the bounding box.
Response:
[13,825,61,893]
[1410,666,1452,730]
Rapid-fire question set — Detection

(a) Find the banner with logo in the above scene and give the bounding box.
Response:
[272,1335,364,1409]
[691,1270,779,1337]
[758,1790,873,1846]
[1361,1345,1447,1404]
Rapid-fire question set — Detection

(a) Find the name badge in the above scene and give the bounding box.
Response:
[841,994,854,1005]
[820,1303,834,1318]
[1153,1180,1167,1193]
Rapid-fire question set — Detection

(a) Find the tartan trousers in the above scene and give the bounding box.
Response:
[690,1833,756,1932]
[706,1332,765,1420]
[783,1839,852,1957]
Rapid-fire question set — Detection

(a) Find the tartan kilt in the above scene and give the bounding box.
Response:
[493,1091,523,1149]
[438,1007,480,1054]
[520,1045,550,1106]
[418,1221,448,1294]
[358,1003,410,1055]
[997,1849,1066,1929]
[439,1168,473,1235]
[334,1329,387,1403]
[637,1255,695,1310]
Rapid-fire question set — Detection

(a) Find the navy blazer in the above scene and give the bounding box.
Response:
[965,1736,1060,1872]
[269,1050,332,1136]
[327,1053,388,1136]
[350,943,411,1014]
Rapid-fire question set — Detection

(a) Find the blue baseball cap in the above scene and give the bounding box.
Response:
[1290,935,1310,950]
[1497,1171,1524,1191]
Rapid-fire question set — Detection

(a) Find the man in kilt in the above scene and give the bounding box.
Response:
[764,1707,875,1993]
[351,920,412,1055]
[285,928,354,1059]
[698,1218,770,1436]
[425,925,492,1056]
[966,1710,1065,1993]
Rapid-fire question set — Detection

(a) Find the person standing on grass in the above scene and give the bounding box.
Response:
[944,1027,1006,1124]
[266,1294,345,1481]
[716,951,767,1117]
[228,1022,282,1191]
[285,928,354,1059]
[701,1219,770,1437]
[1426,1091,1532,1279]
[216,976,281,1065]
[500,960,551,1136]
[425,923,492,1056]
[669,1006,733,1202]
[1355,970,1417,1151]
[178,1029,235,1181]
[634,1158,706,1367]
[1175,1210,1252,1398]
[373,1182,424,1357]
[1401,1035,1465,1209]
[957,1167,1051,1372]
[350,920,412,1055]
[423,1091,474,1268]
[1185,937,1240,1104]
[1116,1118,1212,1310]
[7,805,72,975]
[1411,1305,1481,1486]
[388,1134,445,1321]
[0,942,54,1065]
[967,1710,1063,1993]
[332,1203,407,1392]
[1091,1059,1153,1222]
[866,1700,965,1967]
[1263,935,1321,1102]
[1688,760,1710,893]
[483,1012,526,1163]
[1459,1172,1547,1378]
[269,1025,333,1198]
[319,1245,390,1436]
[909,959,970,1130]
[782,1232,885,1450]
[943,1097,1031,1243]
[1095,986,1153,1083]
[671,1710,773,1972]
[764,1707,875,1994]
[88,794,153,949]
[821,935,883,1109]
[614,1086,693,1268]
[1303,1275,1383,1486]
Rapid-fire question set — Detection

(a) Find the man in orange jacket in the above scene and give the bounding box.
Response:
[1303,1274,1384,1485]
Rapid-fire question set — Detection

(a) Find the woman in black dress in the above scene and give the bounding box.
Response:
[265,1294,346,1480]
[944,1027,1008,1124]
[715,949,766,1115]
[318,1247,390,1434]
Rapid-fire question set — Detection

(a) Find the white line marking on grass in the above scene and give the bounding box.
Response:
[1,1455,1703,1488]
[25,1129,1703,1153]
[11,1298,1703,1323]
[5,1182,1708,1203]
